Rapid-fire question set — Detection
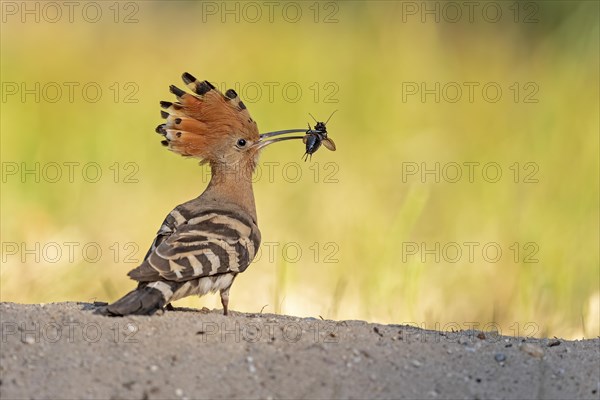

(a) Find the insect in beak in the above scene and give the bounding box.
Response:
[255,110,337,159]
[302,110,337,161]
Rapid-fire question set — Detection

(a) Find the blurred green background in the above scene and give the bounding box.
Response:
[1,1,598,339]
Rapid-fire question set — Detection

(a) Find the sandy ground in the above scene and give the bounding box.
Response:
[0,302,598,400]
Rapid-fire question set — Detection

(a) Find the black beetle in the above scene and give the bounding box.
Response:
[303,111,337,161]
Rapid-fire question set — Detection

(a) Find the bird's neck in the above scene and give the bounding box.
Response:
[200,162,257,222]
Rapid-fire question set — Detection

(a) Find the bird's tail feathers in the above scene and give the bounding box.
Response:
[98,281,178,316]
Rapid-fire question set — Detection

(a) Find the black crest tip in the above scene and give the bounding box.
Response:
[182,72,197,85]
[170,85,186,97]
[225,89,237,99]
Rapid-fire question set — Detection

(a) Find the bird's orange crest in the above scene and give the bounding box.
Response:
[156,72,259,162]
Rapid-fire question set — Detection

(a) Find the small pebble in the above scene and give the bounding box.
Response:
[23,337,35,345]
[494,353,506,363]
[149,365,158,372]
[175,388,183,397]
[411,359,422,368]
[246,356,256,373]
[520,343,544,358]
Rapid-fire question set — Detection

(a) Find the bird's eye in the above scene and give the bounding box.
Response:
[237,139,247,147]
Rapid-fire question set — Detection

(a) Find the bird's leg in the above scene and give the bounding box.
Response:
[220,286,231,316]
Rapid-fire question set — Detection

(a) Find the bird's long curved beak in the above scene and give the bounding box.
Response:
[256,129,307,150]
[259,129,307,140]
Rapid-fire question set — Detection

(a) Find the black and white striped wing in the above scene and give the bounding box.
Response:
[128,210,261,282]
[142,209,184,261]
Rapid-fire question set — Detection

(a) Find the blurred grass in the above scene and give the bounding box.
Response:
[1,1,598,339]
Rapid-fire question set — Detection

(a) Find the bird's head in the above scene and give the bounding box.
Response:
[157,73,306,177]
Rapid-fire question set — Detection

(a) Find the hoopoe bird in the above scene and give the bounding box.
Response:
[101,72,315,316]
